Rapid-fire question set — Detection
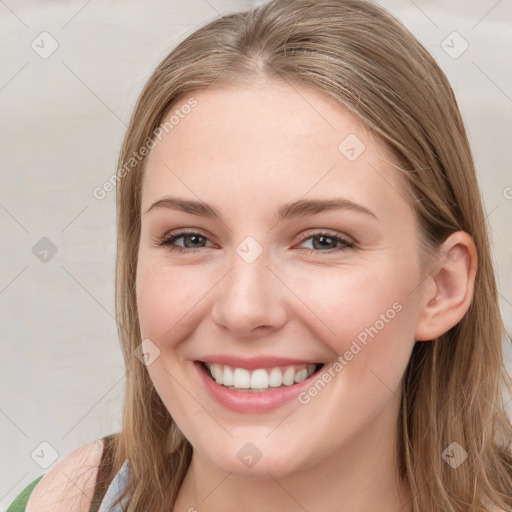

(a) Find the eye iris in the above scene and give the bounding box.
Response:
[313,235,336,250]
[184,234,205,248]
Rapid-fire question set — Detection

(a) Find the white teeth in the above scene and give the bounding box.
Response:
[282,367,295,386]
[268,367,282,387]
[233,368,251,389]
[294,369,308,383]
[204,362,318,390]
[212,363,223,384]
[223,365,234,386]
[250,369,269,389]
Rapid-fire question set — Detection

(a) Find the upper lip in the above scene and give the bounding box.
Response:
[197,355,323,370]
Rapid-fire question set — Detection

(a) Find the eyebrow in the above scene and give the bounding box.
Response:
[144,196,378,221]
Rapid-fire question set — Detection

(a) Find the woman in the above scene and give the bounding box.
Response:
[10,0,512,511]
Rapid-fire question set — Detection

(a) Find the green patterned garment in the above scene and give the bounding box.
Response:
[6,475,44,512]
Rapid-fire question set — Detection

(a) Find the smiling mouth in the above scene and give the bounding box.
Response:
[199,361,325,392]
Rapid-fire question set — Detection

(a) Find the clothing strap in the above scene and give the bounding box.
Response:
[89,433,119,512]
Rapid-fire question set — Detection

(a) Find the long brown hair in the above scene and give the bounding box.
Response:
[110,1,512,510]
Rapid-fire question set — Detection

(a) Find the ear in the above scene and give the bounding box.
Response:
[414,231,478,342]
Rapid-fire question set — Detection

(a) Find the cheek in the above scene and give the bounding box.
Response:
[136,260,212,348]
[135,261,213,422]
[287,260,418,383]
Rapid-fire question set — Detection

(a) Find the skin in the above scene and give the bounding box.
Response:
[136,79,477,512]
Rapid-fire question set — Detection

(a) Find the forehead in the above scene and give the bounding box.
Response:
[141,82,412,223]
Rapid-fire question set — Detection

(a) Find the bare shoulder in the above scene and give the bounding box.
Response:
[26,438,104,512]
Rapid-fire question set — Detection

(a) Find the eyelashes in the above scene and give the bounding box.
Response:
[153,229,355,255]
[154,230,213,254]
[295,231,355,254]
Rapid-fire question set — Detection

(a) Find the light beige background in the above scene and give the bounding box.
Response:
[1,0,511,508]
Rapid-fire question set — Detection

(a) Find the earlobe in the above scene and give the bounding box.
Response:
[414,231,478,342]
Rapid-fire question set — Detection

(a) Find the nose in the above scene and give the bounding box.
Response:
[210,246,287,339]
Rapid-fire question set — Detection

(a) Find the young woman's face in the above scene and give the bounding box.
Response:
[136,81,429,479]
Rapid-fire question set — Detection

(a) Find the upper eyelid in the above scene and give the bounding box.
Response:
[161,227,347,239]
[162,228,213,243]
[296,229,352,242]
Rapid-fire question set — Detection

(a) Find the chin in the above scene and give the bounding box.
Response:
[193,435,316,480]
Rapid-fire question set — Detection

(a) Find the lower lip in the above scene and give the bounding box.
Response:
[194,361,323,414]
